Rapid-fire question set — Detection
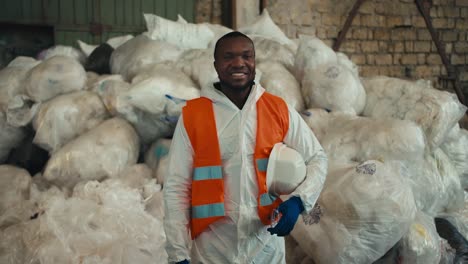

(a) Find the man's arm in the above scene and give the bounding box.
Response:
[283,106,328,213]
[163,115,193,263]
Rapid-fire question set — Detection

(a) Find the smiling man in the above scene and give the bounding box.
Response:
[163,31,328,264]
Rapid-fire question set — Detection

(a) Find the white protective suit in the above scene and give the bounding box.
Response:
[163,83,328,264]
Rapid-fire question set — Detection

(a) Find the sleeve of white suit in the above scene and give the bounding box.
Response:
[283,105,328,213]
[163,114,193,263]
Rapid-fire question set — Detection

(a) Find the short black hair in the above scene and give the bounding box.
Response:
[213,31,255,59]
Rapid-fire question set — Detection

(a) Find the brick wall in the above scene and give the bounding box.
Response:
[195,0,468,98]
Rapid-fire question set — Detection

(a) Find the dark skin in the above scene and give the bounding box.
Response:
[213,36,256,109]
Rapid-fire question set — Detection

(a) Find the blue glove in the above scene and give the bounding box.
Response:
[175,260,189,264]
[267,196,304,236]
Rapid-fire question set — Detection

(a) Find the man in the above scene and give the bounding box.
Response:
[163,31,327,264]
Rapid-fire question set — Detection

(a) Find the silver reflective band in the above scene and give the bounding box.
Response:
[192,203,225,219]
[256,158,269,172]
[260,193,277,206]
[193,166,223,181]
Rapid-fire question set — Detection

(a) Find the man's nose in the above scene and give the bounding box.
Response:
[231,56,245,67]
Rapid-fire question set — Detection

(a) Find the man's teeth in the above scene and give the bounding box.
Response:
[232,73,245,76]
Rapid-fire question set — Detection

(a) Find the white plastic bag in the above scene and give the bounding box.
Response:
[301,109,426,164]
[0,112,26,163]
[33,91,109,152]
[238,9,296,48]
[291,160,417,264]
[38,45,86,64]
[293,35,337,83]
[251,36,296,72]
[0,165,31,215]
[257,62,305,111]
[399,211,442,264]
[24,55,87,102]
[144,138,172,185]
[43,118,139,189]
[110,34,182,81]
[144,13,214,49]
[441,127,468,190]
[175,48,217,89]
[0,57,39,109]
[406,148,464,215]
[302,61,366,114]
[362,76,468,149]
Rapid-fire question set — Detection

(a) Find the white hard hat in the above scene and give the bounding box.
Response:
[266,142,306,196]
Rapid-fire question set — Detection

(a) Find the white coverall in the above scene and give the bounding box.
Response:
[163,83,328,264]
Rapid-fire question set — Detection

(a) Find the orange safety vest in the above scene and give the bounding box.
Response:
[182,92,290,239]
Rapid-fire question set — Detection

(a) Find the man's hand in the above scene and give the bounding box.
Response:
[267,196,304,236]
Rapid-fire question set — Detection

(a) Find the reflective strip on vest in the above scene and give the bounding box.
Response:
[192,202,225,219]
[260,193,277,206]
[194,166,223,181]
[256,158,269,172]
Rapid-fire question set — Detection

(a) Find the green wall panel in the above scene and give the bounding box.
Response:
[0,0,195,46]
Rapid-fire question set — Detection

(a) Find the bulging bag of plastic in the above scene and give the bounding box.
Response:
[33,91,109,152]
[301,109,426,164]
[37,45,86,65]
[0,57,40,110]
[43,118,139,189]
[175,48,217,89]
[23,180,168,264]
[0,165,31,217]
[110,34,182,81]
[440,126,468,190]
[405,148,464,215]
[144,13,214,50]
[24,55,87,102]
[302,61,366,115]
[114,64,199,144]
[144,138,172,185]
[293,35,337,84]
[362,76,467,149]
[258,62,305,111]
[291,160,417,264]
[252,36,296,72]
[0,111,26,163]
[398,211,442,264]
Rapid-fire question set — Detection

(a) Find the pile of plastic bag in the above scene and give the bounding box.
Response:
[0,8,467,264]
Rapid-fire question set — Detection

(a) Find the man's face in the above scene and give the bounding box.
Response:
[214,37,256,90]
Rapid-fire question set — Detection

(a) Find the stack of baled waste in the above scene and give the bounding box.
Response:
[0,8,467,264]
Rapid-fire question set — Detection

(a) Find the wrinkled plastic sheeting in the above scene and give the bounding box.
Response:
[258,62,305,112]
[398,211,442,264]
[361,76,468,150]
[291,160,417,264]
[33,91,109,152]
[110,34,182,81]
[302,61,366,115]
[175,48,218,89]
[0,165,31,226]
[144,13,214,50]
[113,64,199,144]
[441,126,468,190]
[239,9,297,49]
[24,55,87,102]
[0,111,26,162]
[301,109,426,164]
[252,36,296,72]
[293,35,337,85]
[37,45,86,65]
[437,192,468,240]
[43,118,139,189]
[0,57,39,109]
[405,148,464,215]
[22,181,167,264]
[0,223,27,264]
[144,138,172,185]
